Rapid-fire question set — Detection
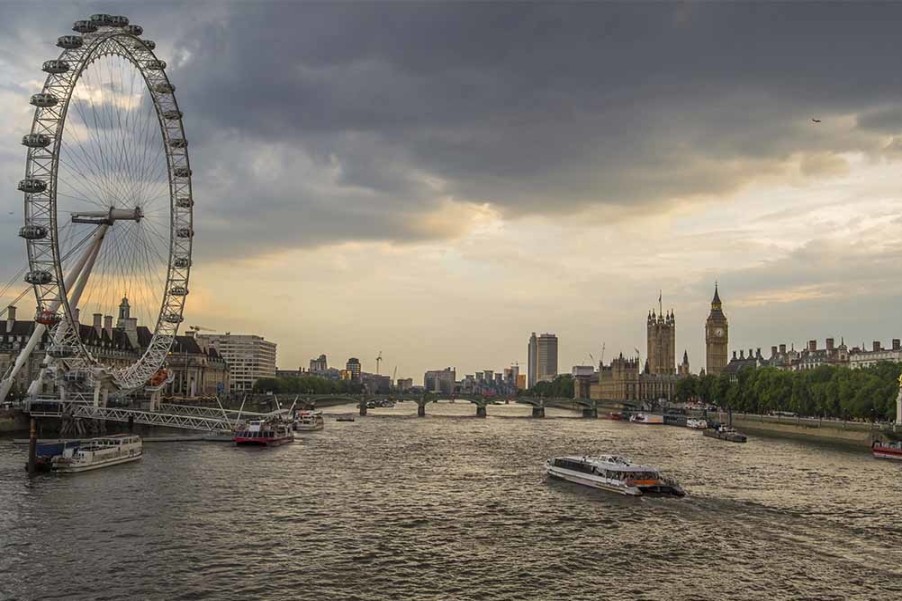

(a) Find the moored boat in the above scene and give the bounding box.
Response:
[686,418,708,430]
[703,424,747,443]
[872,439,902,461]
[49,434,143,473]
[234,419,294,446]
[294,410,324,431]
[26,439,82,472]
[545,455,685,497]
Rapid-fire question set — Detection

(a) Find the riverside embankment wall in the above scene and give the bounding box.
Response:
[729,413,897,449]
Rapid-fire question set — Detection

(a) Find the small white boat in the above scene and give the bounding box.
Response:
[629,412,664,425]
[545,455,685,497]
[686,418,708,429]
[294,410,324,432]
[51,434,143,473]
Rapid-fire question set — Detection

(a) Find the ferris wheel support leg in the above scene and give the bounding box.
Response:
[92,381,108,409]
[0,225,109,404]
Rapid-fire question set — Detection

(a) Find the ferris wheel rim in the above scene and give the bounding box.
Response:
[20,16,194,392]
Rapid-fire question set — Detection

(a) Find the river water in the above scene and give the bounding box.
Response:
[1,401,900,600]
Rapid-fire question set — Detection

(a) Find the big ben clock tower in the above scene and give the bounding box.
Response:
[705,284,729,375]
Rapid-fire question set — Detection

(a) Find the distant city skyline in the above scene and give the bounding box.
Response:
[2,3,902,381]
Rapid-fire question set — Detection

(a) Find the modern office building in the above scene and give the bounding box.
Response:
[345,357,362,380]
[309,354,328,373]
[528,332,558,387]
[195,333,277,392]
[424,367,456,395]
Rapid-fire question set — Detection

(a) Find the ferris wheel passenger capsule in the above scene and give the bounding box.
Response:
[168,139,187,149]
[152,81,173,94]
[25,270,53,285]
[124,24,143,36]
[173,167,191,177]
[48,346,77,359]
[169,286,189,296]
[22,134,52,148]
[30,93,58,108]
[162,110,182,120]
[176,227,194,238]
[19,225,48,240]
[174,257,192,268]
[176,196,193,208]
[18,179,47,193]
[90,14,114,27]
[42,60,70,74]
[72,20,98,34]
[35,309,61,326]
[144,59,166,71]
[57,35,83,49]
[163,313,184,324]
[109,16,129,27]
[134,39,156,51]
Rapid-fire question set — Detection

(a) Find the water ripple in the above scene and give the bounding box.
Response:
[1,403,900,600]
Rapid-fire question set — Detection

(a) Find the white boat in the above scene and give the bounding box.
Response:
[545,455,685,497]
[51,434,143,473]
[294,410,324,432]
[629,412,664,425]
[686,418,708,429]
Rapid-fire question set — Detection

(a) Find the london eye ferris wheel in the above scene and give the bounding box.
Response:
[1,14,194,400]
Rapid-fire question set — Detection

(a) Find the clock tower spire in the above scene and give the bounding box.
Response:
[705,283,729,376]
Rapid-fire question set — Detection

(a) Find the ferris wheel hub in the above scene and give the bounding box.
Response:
[71,206,144,225]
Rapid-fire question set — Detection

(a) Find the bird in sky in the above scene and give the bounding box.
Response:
[811,118,822,123]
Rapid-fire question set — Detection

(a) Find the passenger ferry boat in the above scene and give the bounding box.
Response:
[50,435,143,473]
[545,455,685,497]
[293,410,325,432]
[629,412,664,425]
[233,419,294,446]
[686,418,708,429]
[872,439,902,461]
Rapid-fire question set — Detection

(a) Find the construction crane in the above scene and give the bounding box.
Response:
[376,351,382,375]
[600,342,606,364]
[391,365,398,382]
[189,325,215,333]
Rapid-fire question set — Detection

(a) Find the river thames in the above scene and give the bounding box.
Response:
[1,402,900,600]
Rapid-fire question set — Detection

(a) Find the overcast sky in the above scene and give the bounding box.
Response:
[3,1,902,381]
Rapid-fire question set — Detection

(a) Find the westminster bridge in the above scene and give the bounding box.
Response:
[281,393,635,419]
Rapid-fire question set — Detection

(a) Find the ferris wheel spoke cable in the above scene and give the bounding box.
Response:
[0,227,97,319]
[69,94,117,199]
[56,156,118,210]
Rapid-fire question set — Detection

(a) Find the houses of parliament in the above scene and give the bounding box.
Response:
[574,286,728,402]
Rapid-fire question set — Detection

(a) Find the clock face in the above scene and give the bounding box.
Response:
[714,327,724,338]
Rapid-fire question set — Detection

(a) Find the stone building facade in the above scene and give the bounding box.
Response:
[647,305,676,375]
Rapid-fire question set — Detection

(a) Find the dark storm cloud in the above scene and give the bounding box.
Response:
[3,2,902,262]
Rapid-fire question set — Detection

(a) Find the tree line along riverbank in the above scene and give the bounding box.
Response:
[674,362,901,422]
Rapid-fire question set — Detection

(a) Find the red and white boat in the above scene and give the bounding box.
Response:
[872,439,902,461]
[233,419,294,446]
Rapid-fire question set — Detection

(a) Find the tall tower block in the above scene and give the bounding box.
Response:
[705,284,729,375]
